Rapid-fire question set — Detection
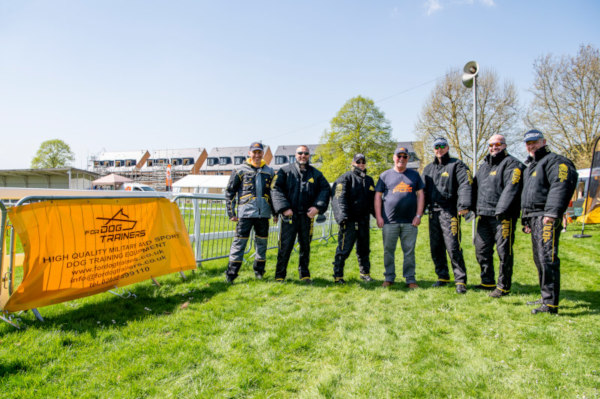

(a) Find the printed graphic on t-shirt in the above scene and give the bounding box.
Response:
[392,182,413,193]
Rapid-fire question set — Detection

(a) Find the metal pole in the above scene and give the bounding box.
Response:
[472,76,478,242]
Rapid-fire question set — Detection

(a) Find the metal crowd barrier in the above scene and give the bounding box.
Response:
[171,193,339,265]
[0,191,360,328]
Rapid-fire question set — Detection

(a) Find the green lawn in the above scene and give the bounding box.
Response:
[1,220,599,398]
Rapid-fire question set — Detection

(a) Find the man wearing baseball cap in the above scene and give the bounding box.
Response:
[330,153,376,283]
[422,137,473,294]
[375,146,425,288]
[224,141,277,283]
[521,129,577,314]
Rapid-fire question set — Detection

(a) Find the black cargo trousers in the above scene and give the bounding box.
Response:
[529,216,562,308]
[274,214,314,281]
[474,216,517,292]
[225,218,270,280]
[429,208,467,284]
[332,217,371,279]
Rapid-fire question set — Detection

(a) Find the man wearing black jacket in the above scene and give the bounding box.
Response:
[271,145,330,283]
[422,137,473,294]
[472,134,524,298]
[521,129,577,314]
[331,154,375,284]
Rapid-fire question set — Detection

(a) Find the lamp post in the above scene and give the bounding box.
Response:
[462,61,479,241]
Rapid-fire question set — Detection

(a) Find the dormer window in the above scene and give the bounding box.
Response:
[219,157,231,165]
[234,156,245,165]
[275,156,287,165]
[207,157,219,166]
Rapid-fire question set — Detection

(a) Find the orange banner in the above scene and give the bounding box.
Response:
[1,198,195,312]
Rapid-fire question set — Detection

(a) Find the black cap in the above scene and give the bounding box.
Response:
[249,142,264,151]
[524,129,544,142]
[353,153,366,162]
[433,137,449,147]
[395,146,409,155]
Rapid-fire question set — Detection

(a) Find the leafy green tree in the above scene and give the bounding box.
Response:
[31,139,75,168]
[315,95,396,181]
[526,44,600,168]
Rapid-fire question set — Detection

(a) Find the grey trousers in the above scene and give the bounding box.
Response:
[382,223,418,284]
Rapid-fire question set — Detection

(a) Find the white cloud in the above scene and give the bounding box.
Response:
[426,0,443,15]
[425,0,495,16]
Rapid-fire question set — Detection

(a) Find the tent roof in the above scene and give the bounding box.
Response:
[173,175,230,188]
[92,173,133,185]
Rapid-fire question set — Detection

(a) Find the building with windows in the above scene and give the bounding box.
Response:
[271,144,320,171]
[199,146,273,175]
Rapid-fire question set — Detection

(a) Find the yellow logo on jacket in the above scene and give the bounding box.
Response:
[369,186,375,191]
[512,168,521,184]
[334,184,343,198]
[308,177,314,183]
[558,164,568,182]
[489,171,497,176]
[441,171,449,177]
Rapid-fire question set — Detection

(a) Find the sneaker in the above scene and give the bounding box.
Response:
[334,278,346,284]
[255,273,264,280]
[301,278,313,285]
[531,304,558,314]
[382,281,393,287]
[407,283,419,290]
[455,284,467,294]
[526,298,543,306]
[432,281,449,287]
[489,288,509,298]
[274,278,285,283]
[225,275,234,284]
[473,284,496,291]
[360,274,373,282]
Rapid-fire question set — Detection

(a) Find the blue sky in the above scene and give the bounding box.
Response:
[1,0,598,169]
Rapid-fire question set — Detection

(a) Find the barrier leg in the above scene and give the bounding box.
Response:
[0,311,19,329]
[108,287,135,299]
[32,308,44,322]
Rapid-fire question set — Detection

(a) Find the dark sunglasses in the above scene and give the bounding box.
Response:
[297,151,310,156]
[488,142,505,148]
[434,145,446,149]
[355,160,366,164]
[396,154,408,159]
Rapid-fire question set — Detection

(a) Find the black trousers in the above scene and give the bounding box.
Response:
[530,216,562,307]
[429,209,467,284]
[275,214,314,280]
[474,216,517,291]
[332,218,371,278]
[225,218,269,280]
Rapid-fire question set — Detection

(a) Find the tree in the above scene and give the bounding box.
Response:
[526,44,600,168]
[31,139,75,168]
[315,95,396,181]
[414,68,520,171]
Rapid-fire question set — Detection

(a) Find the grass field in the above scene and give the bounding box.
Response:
[1,220,599,398]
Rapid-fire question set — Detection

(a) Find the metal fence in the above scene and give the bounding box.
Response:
[0,192,343,296]
[171,193,339,265]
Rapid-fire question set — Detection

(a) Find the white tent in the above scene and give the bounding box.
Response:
[92,173,133,189]
[172,175,230,194]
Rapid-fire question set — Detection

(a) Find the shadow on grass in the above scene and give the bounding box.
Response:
[0,360,27,378]
[504,282,599,316]
[17,273,232,334]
